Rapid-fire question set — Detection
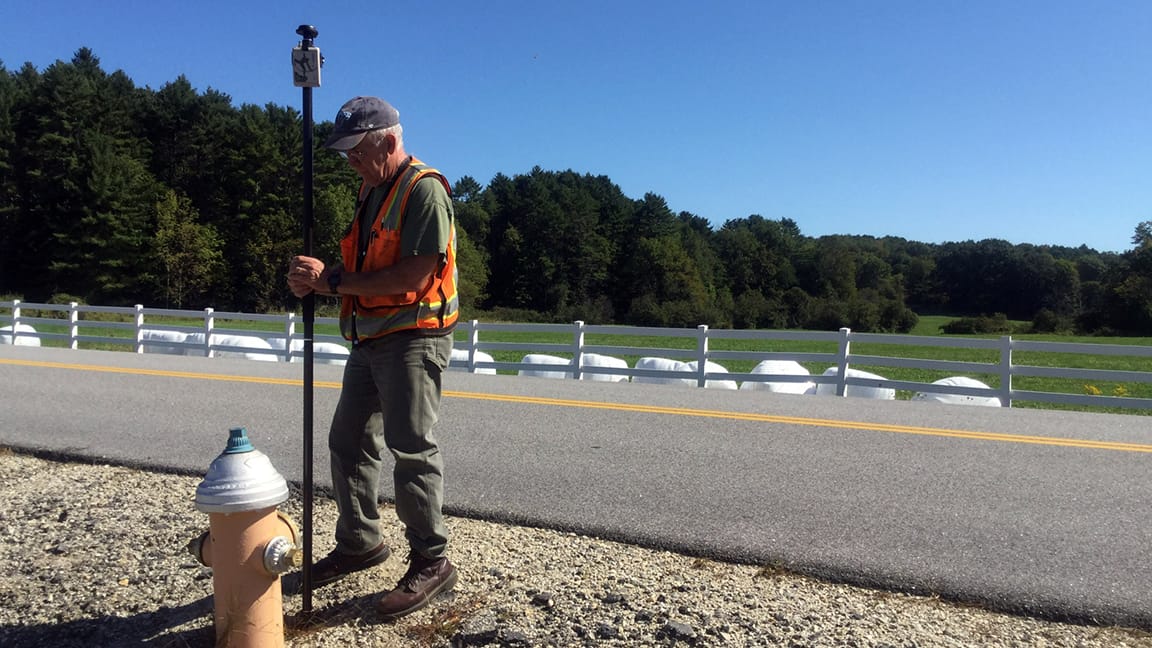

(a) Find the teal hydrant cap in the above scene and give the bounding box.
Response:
[194,428,289,513]
[224,427,255,454]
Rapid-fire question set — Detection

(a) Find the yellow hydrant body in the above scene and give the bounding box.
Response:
[190,428,300,648]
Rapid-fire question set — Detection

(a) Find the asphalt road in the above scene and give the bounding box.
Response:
[1,344,1150,630]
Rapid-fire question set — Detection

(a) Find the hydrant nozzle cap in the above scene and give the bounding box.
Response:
[225,427,255,454]
[194,428,289,513]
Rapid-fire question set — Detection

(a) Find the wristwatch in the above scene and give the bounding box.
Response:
[326,270,343,295]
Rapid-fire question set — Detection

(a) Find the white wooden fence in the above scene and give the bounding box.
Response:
[4,300,1152,412]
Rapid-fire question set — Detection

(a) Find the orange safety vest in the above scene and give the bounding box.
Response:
[338,159,459,342]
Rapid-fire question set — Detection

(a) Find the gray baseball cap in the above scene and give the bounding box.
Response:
[323,96,400,150]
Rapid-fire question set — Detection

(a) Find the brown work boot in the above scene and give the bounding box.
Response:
[311,542,391,587]
[376,552,459,620]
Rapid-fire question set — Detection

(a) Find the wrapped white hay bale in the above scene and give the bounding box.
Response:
[579,353,629,382]
[739,360,816,395]
[683,360,738,390]
[267,336,296,361]
[631,357,696,386]
[0,324,40,347]
[449,348,497,374]
[205,333,278,361]
[140,328,188,355]
[912,376,1002,407]
[518,354,573,379]
[313,342,350,365]
[815,367,895,400]
[268,337,349,365]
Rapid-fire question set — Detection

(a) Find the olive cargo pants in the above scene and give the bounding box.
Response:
[328,331,452,558]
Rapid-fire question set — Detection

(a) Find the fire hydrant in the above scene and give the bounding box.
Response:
[188,428,302,648]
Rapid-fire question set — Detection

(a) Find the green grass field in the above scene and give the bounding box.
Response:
[9,309,1151,416]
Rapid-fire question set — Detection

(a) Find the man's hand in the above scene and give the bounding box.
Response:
[287,256,325,297]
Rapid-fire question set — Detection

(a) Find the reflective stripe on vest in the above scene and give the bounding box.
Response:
[338,159,459,341]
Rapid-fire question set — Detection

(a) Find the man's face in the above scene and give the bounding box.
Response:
[344,132,393,186]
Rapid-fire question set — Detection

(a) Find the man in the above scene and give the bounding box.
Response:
[287,96,459,620]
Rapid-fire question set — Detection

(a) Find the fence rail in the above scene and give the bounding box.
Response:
[4,300,1152,412]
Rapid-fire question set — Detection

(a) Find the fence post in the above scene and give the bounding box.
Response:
[572,321,585,380]
[284,313,297,362]
[468,320,480,373]
[696,325,709,388]
[835,328,852,397]
[68,302,79,350]
[133,304,146,354]
[999,335,1013,408]
[203,308,215,358]
[6,300,28,345]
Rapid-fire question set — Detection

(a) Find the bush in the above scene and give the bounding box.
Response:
[847,300,881,332]
[554,295,615,325]
[17,293,90,320]
[48,293,86,312]
[481,307,557,324]
[941,313,1012,334]
[881,302,919,333]
[314,300,342,319]
[1030,308,1073,334]
[804,299,850,331]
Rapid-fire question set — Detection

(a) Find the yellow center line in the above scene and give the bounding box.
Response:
[4,358,1150,453]
[446,390,1152,452]
[0,358,344,389]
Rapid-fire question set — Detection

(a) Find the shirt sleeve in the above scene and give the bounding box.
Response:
[400,175,454,258]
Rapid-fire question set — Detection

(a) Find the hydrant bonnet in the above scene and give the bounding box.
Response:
[195,428,289,513]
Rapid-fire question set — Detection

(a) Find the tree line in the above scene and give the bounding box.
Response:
[1,50,1149,335]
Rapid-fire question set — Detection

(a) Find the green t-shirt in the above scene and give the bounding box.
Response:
[358,170,453,262]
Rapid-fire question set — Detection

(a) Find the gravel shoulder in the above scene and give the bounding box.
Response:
[1,450,1149,648]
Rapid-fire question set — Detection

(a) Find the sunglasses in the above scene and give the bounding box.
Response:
[338,145,368,161]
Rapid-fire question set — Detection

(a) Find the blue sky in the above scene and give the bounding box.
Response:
[5,1,1150,253]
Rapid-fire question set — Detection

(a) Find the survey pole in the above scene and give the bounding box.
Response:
[291,23,321,614]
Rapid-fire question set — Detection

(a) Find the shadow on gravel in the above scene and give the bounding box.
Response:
[0,595,215,647]
[280,571,405,629]
[281,572,468,643]
[283,591,386,638]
